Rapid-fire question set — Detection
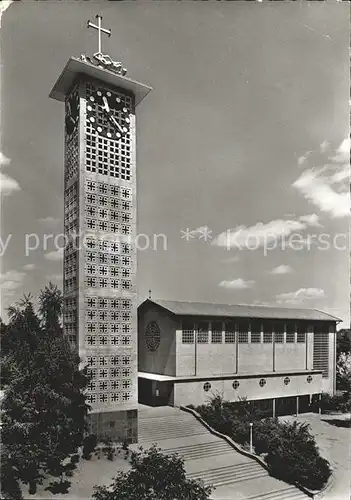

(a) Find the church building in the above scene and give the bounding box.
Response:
[138,299,339,416]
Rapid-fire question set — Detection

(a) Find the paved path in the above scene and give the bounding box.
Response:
[134,405,310,500]
[279,413,350,500]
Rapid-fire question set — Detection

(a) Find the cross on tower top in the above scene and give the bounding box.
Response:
[87,15,111,55]
[148,289,152,300]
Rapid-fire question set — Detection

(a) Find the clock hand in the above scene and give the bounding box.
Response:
[102,96,110,113]
[109,114,124,133]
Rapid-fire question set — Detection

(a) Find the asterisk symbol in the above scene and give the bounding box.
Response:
[198,227,212,242]
[180,228,195,241]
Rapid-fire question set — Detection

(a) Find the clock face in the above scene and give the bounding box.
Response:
[65,89,79,139]
[86,89,130,140]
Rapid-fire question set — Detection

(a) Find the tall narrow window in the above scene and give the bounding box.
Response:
[297,324,307,343]
[182,321,194,344]
[274,322,284,343]
[237,321,249,343]
[225,321,236,343]
[250,321,261,343]
[197,321,209,343]
[263,323,273,343]
[313,325,329,378]
[211,321,223,343]
[286,323,296,343]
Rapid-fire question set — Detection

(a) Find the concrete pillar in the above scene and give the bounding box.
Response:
[272,398,276,418]
[296,396,299,416]
[318,393,322,415]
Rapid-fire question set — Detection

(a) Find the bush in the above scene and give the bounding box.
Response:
[320,392,351,413]
[92,445,212,500]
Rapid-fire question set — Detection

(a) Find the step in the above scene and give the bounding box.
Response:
[138,431,207,441]
[138,430,207,440]
[178,449,235,461]
[197,470,267,487]
[245,486,309,500]
[162,441,231,455]
[187,463,264,481]
[162,439,230,452]
[187,462,261,475]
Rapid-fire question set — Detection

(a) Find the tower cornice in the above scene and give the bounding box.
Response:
[49,56,152,105]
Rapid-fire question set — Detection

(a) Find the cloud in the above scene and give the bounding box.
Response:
[213,214,318,250]
[0,269,26,295]
[297,152,311,166]
[0,1,12,28]
[23,264,35,271]
[219,278,255,289]
[275,287,325,305]
[0,152,11,167]
[44,248,64,261]
[320,141,329,153]
[299,213,321,227]
[293,167,349,218]
[329,164,349,184]
[0,172,20,196]
[270,265,293,275]
[38,216,60,225]
[294,138,350,218]
[330,137,349,164]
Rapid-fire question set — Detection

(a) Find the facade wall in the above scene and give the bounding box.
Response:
[63,75,138,438]
[138,304,177,376]
[173,372,323,407]
[175,318,315,377]
[89,409,137,443]
[137,306,337,397]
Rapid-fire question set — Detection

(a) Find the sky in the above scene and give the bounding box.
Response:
[0,0,349,327]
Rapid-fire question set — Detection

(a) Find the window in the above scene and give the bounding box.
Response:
[273,322,284,343]
[211,321,222,343]
[307,375,313,383]
[197,322,209,343]
[286,323,296,343]
[182,321,194,343]
[313,327,329,378]
[232,380,240,389]
[297,324,307,343]
[284,377,290,385]
[250,321,261,343]
[237,322,248,343]
[274,332,284,343]
[145,321,161,351]
[182,332,194,343]
[259,378,266,387]
[263,323,273,343]
[225,321,236,343]
[203,382,211,392]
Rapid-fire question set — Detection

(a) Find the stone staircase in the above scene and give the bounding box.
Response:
[134,405,311,500]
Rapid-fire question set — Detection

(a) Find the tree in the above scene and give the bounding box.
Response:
[38,282,62,336]
[92,445,212,500]
[336,352,351,392]
[336,329,351,357]
[1,285,90,498]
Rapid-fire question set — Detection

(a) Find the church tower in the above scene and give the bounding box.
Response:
[49,15,151,442]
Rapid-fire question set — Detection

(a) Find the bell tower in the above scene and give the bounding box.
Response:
[49,15,151,442]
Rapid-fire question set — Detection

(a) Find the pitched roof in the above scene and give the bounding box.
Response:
[141,299,340,322]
